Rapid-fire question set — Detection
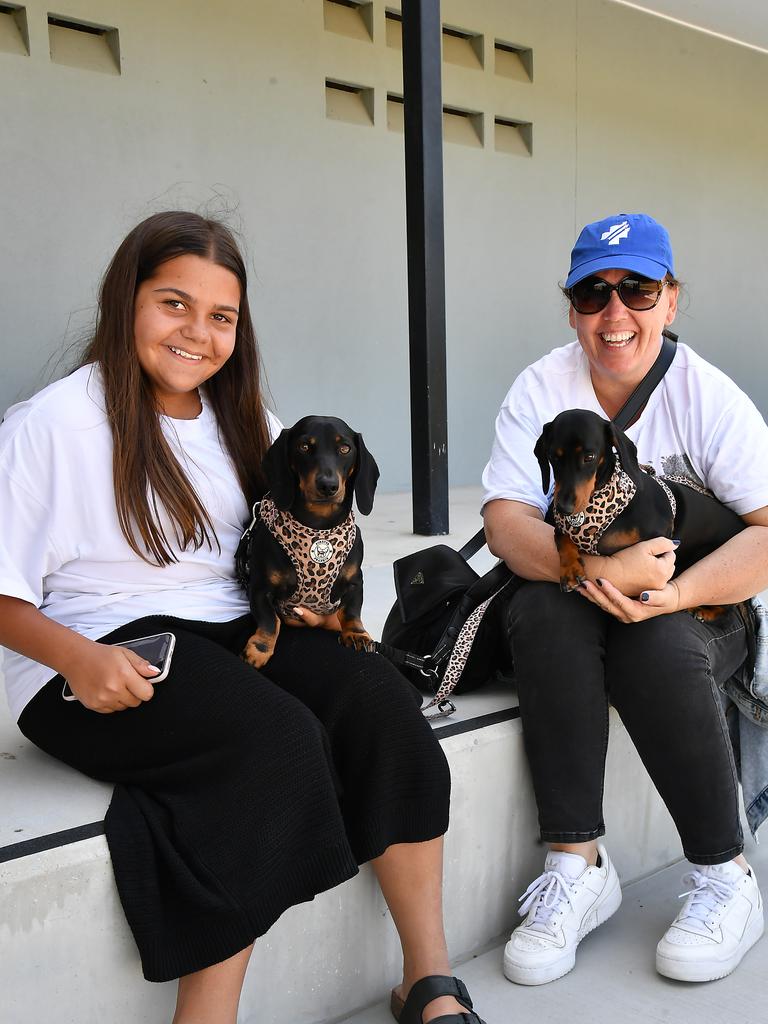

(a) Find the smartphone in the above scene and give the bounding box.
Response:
[61,631,176,702]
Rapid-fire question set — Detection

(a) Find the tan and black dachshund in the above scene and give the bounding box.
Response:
[241,415,379,668]
[534,409,744,602]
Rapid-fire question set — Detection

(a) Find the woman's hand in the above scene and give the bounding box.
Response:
[0,597,159,713]
[63,641,159,713]
[592,537,678,596]
[579,576,681,623]
[282,607,342,631]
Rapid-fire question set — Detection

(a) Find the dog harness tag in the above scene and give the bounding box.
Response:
[564,511,586,528]
[309,538,334,564]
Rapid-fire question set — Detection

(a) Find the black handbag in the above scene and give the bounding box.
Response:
[377,534,516,716]
[377,331,678,719]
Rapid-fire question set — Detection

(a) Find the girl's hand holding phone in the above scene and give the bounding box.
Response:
[63,641,160,713]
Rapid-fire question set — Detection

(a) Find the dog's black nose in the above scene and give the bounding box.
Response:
[316,475,339,498]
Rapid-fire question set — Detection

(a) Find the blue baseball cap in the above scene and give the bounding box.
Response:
[565,213,674,289]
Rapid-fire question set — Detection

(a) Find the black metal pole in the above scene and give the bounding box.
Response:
[401,0,449,535]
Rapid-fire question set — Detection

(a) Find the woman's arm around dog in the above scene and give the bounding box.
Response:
[578,506,768,623]
[483,498,677,595]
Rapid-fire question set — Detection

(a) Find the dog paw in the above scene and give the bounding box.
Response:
[242,636,274,669]
[560,574,585,593]
[691,605,729,623]
[340,631,375,653]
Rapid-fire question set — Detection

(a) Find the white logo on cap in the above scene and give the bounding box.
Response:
[601,221,630,246]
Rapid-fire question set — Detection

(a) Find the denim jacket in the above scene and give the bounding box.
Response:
[723,597,768,838]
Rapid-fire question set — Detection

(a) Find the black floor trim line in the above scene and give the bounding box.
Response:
[1,707,520,863]
[434,705,520,739]
[0,821,105,864]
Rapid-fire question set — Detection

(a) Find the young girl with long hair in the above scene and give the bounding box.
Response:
[0,212,485,1024]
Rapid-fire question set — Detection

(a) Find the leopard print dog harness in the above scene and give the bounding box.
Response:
[553,456,676,555]
[258,494,357,617]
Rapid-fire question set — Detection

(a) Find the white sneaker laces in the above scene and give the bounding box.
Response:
[677,870,738,929]
[518,870,581,926]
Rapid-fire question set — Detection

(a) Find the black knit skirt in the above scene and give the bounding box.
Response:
[18,614,450,982]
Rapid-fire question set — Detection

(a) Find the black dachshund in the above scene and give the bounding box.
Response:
[534,409,745,599]
[241,415,379,668]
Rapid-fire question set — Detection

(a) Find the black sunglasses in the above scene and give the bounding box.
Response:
[568,274,666,315]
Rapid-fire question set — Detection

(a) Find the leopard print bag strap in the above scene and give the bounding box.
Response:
[420,577,515,720]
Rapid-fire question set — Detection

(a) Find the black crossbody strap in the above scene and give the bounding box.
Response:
[612,331,677,431]
[458,528,487,560]
[455,333,676,562]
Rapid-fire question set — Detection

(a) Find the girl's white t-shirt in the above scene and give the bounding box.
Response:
[0,364,280,721]
[482,341,768,518]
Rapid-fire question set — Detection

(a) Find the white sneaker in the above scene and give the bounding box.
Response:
[503,844,622,986]
[656,860,765,982]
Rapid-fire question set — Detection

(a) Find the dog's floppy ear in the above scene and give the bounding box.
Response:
[534,423,552,494]
[608,421,640,476]
[262,428,296,509]
[352,432,380,516]
[596,420,619,489]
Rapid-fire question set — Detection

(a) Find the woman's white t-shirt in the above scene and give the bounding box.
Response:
[0,364,280,721]
[482,341,768,518]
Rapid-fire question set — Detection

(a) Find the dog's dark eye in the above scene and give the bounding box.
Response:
[338,444,351,455]
[298,442,311,454]
[583,453,596,464]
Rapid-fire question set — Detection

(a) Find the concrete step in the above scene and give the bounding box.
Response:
[1,708,683,1024]
[339,839,768,1024]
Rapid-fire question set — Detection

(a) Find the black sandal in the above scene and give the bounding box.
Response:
[390,975,487,1024]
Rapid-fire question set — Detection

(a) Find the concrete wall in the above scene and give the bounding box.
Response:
[2,0,767,491]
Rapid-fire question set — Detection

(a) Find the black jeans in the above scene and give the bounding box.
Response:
[507,581,748,865]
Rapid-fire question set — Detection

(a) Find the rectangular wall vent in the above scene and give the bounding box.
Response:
[494,116,533,156]
[442,25,483,69]
[385,9,402,49]
[387,95,485,147]
[443,104,483,147]
[495,40,533,82]
[48,14,120,74]
[323,0,373,42]
[0,4,29,56]
[386,92,404,132]
[325,79,374,125]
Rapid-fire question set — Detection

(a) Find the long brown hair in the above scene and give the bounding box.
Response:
[81,211,270,565]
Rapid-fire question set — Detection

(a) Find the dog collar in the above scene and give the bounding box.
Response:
[258,494,357,616]
[553,457,637,555]
[553,457,680,556]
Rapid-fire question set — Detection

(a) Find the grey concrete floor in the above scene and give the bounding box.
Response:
[338,835,768,1024]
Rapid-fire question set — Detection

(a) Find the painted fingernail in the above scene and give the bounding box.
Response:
[147,664,161,673]
[641,592,650,602]
[672,539,681,547]
[596,579,603,587]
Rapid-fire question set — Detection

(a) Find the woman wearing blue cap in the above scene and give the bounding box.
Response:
[482,213,768,986]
